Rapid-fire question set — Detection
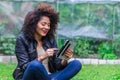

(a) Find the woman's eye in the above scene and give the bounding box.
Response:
[48,24,50,27]
[41,22,50,27]
[41,23,46,26]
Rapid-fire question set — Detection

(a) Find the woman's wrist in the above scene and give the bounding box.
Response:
[38,52,48,62]
[61,59,68,66]
[65,57,71,61]
[38,56,45,62]
[38,55,47,62]
[61,56,73,65]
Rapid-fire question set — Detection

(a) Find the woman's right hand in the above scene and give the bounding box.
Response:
[38,48,58,61]
[45,48,58,57]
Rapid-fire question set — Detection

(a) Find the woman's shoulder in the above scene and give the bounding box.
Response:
[16,33,31,44]
[16,33,26,40]
[16,33,33,46]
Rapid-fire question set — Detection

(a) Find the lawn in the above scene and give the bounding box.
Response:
[0,63,16,80]
[0,63,120,80]
[72,64,120,80]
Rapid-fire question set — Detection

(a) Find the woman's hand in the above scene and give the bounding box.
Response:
[64,48,73,60]
[61,48,73,66]
[45,48,58,58]
[38,48,58,62]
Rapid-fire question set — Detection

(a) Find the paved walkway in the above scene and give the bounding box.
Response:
[0,56,120,64]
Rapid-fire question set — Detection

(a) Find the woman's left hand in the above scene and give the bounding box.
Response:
[64,48,73,60]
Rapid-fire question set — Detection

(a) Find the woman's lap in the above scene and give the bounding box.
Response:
[22,59,82,80]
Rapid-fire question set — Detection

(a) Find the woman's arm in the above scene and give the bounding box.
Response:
[15,35,30,71]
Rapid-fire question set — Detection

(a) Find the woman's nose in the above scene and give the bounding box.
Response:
[45,25,50,29]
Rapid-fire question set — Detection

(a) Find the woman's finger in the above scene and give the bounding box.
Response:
[51,48,58,51]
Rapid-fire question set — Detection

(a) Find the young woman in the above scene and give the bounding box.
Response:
[13,3,82,80]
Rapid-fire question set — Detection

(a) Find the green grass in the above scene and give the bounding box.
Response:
[0,63,16,80]
[72,64,120,80]
[0,63,120,80]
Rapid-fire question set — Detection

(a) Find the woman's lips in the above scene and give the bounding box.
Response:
[42,29,48,35]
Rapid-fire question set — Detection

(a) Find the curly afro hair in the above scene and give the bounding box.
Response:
[22,3,59,40]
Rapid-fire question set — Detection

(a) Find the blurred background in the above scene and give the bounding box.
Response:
[0,0,120,60]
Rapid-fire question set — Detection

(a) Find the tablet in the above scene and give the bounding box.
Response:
[57,40,71,57]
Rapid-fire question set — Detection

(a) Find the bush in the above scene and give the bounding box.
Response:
[0,34,16,55]
[74,38,94,58]
[98,41,117,60]
[113,37,120,58]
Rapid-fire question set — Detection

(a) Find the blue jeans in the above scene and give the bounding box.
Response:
[22,59,82,80]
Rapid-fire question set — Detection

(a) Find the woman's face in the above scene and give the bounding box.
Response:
[36,16,50,37]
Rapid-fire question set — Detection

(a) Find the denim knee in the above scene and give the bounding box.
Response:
[70,60,82,71]
[28,60,43,71]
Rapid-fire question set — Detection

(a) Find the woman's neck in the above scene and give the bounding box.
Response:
[34,33,42,48]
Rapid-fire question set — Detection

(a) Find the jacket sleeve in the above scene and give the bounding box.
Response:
[15,35,30,71]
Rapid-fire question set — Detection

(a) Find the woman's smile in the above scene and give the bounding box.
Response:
[36,16,50,37]
[42,29,49,35]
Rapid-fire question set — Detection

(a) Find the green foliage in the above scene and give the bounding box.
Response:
[11,26,20,36]
[73,3,88,26]
[103,54,117,60]
[59,3,72,24]
[0,35,16,55]
[98,41,117,59]
[57,39,66,49]
[0,17,16,55]
[0,20,8,35]
[74,38,94,58]
[113,36,120,58]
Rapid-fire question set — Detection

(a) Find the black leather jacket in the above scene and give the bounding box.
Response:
[13,33,66,80]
